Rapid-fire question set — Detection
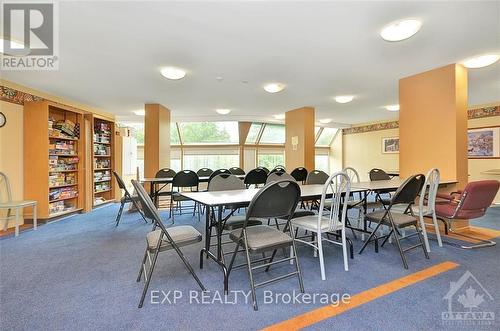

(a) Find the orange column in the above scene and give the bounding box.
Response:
[285,106,315,171]
[399,63,468,188]
[144,103,171,179]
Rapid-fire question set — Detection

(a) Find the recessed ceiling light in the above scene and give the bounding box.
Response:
[160,66,186,80]
[385,104,400,112]
[380,19,422,42]
[264,83,286,93]
[462,54,500,69]
[274,114,285,120]
[334,95,354,104]
[133,110,145,116]
[215,108,231,115]
[319,119,332,124]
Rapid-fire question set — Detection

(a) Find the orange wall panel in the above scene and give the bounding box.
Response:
[399,64,468,188]
[285,107,315,171]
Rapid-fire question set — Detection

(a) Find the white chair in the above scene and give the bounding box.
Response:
[0,172,37,237]
[292,171,351,280]
[343,167,385,240]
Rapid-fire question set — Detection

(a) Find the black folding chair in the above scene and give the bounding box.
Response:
[256,166,270,174]
[169,170,200,221]
[112,172,148,226]
[131,180,206,308]
[196,168,213,177]
[269,165,286,174]
[227,180,304,310]
[229,167,245,176]
[290,167,308,184]
[244,168,268,188]
[208,169,231,183]
[153,168,176,207]
[359,174,429,269]
[369,168,393,206]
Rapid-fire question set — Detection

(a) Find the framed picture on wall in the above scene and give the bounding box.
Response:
[382,137,399,154]
[468,126,500,159]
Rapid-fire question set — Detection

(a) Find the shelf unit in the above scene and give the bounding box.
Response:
[24,101,86,219]
[92,117,115,207]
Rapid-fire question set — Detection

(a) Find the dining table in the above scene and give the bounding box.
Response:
[180,178,458,292]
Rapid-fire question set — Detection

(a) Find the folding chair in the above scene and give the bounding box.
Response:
[227,180,304,310]
[132,180,206,308]
[112,171,147,226]
[359,174,429,269]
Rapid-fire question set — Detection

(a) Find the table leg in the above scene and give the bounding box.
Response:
[217,206,223,261]
[199,203,229,294]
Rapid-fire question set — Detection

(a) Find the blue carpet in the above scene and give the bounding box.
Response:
[1,204,499,330]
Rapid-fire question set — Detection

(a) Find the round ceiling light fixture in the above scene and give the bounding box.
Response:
[334,95,354,104]
[215,108,231,115]
[264,83,286,93]
[274,114,285,120]
[380,19,422,42]
[462,54,500,69]
[160,66,187,80]
[385,104,400,112]
[133,110,145,116]
[319,118,332,124]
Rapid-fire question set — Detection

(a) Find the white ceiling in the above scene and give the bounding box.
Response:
[2,1,499,126]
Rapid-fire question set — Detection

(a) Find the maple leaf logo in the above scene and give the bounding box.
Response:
[457,286,484,311]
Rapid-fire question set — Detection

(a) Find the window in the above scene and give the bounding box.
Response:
[183,148,239,170]
[316,128,338,146]
[259,124,285,144]
[245,123,262,144]
[258,149,285,169]
[179,121,238,144]
[170,148,182,172]
[170,123,180,145]
[315,149,330,173]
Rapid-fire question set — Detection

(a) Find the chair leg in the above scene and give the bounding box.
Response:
[172,244,206,291]
[243,243,258,311]
[415,225,430,259]
[227,240,242,276]
[432,212,443,247]
[130,199,148,223]
[115,202,125,227]
[392,228,409,269]
[359,222,382,254]
[418,213,431,252]
[138,249,160,308]
[291,237,305,293]
[137,248,149,282]
[341,228,349,271]
[317,232,326,280]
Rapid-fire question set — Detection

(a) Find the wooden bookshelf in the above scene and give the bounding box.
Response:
[24,101,86,219]
[92,117,115,207]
